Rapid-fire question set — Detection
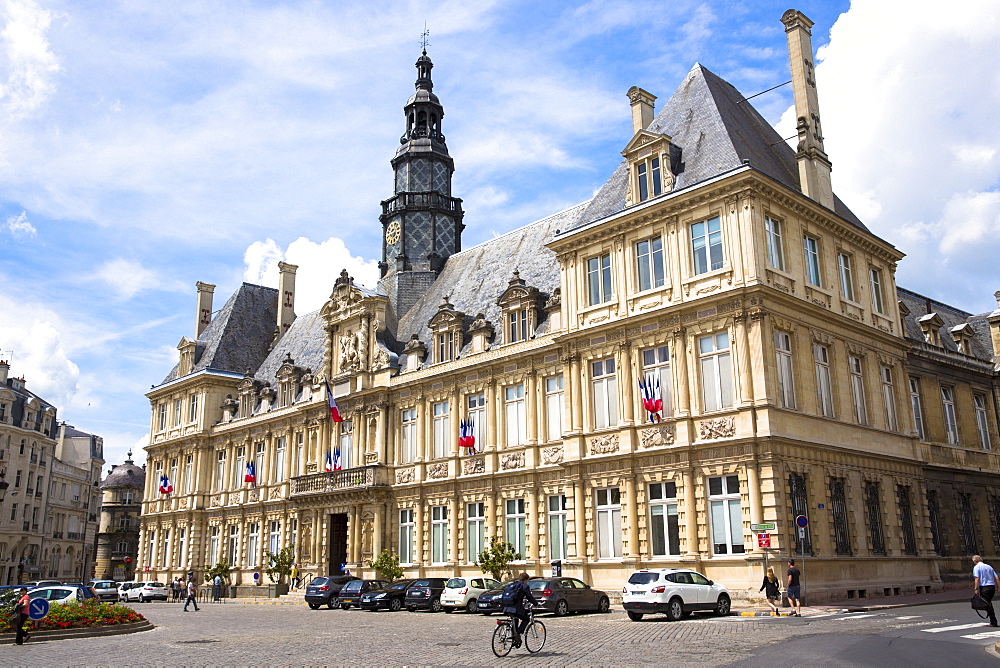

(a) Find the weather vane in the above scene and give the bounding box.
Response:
[420,23,430,53]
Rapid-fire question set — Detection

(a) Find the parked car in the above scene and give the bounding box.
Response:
[403,577,449,612]
[441,576,500,613]
[28,585,98,604]
[24,580,62,588]
[621,568,731,621]
[359,579,417,612]
[304,575,360,610]
[117,582,136,601]
[526,576,611,616]
[121,581,168,603]
[89,580,120,602]
[475,579,517,615]
[336,579,389,610]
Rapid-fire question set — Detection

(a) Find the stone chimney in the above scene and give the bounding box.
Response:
[627,86,656,135]
[195,282,216,338]
[0,360,8,385]
[276,262,298,341]
[782,10,834,210]
[988,291,1000,356]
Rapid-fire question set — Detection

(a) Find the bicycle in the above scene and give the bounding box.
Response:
[492,604,546,657]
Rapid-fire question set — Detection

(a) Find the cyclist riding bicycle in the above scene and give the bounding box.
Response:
[501,572,538,648]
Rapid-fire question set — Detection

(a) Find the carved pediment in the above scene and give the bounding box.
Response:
[497,270,540,307]
[321,269,366,318]
[238,372,262,394]
[621,129,673,156]
[429,295,466,330]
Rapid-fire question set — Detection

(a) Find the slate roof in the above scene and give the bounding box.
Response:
[572,64,867,233]
[102,462,145,488]
[160,283,278,384]
[255,310,327,384]
[396,203,588,366]
[897,286,996,363]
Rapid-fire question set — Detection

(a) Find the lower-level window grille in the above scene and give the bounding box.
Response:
[789,472,813,554]
[897,485,917,556]
[959,492,978,555]
[926,490,943,555]
[864,481,886,555]
[830,477,852,555]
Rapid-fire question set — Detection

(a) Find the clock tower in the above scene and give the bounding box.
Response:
[378,49,464,320]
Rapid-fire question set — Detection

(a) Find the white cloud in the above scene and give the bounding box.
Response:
[4,209,34,237]
[244,236,380,314]
[0,0,60,124]
[92,258,186,301]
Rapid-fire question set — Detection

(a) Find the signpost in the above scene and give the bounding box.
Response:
[28,597,48,621]
[795,515,809,605]
[750,522,776,532]
[756,533,771,548]
[752,522,778,574]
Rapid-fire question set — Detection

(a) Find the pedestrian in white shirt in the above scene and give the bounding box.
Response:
[973,555,997,627]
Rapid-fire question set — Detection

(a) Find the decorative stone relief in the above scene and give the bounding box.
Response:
[396,468,415,484]
[463,457,485,475]
[427,463,448,479]
[589,433,619,455]
[210,494,222,507]
[248,488,260,502]
[541,446,564,464]
[269,487,283,500]
[500,452,525,470]
[640,424,676,448]
[364,452,379,464]
[307,462,318,473]
[372,346,390,369]
[339,330,361,373]
[699,417,736,440]
[299,524,312,560]
[178,498,188,509]
[361,512,374,560]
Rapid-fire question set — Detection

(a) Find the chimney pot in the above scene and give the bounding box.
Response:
[627,86,657,134]
[195,282,216,338]
[276,262,298,343]
[0,360,8,385]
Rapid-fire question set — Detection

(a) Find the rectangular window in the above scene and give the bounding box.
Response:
[691,217,723,275]
[233,446,245,489]
[254,442,266,484]
[547,495,568,561]
[467,393,486,446]
[927,489,942,555]
[339,421,353,469]
[184,455,193,494]
[909,377,925,440]
[466,502,486,564]
[504,385,526,447]
[636,236,666,291]
[587,253,613,305]
[227,525,239,566]
[637,161,648,202]
[505,498,526,557]
[507,309,530,343]
[170,458,178,495]
[838,252,855,301]
[275,437,286,482]
[788,473,812,554]
[881,366,898,431]
[774,331,795,409]
[162,529,171,567]
[268,520,280,555]
[869,267,886,314]
[699,333,733,412]
[295,432,304,477]
[975,394,991,450]
[246,523,260,568]
[898,486,917,556]
[635,157,663,202]
[959,492,978,555]
[436,331,455,363]
[649,482,680,557]
[830,477,852,555]
[595,487,622,559]
[803,236,821,286]
[849,356,867,425]
[157,404,166,431]
[433,401,450,458]
[864,481,886,555]
[209,526,219,566]
[544,376,564,442]
[942,386,959,445]
[188,394,199,423]
[215,451,225,490]
[708,475,744,555]
[173,399,182,427]
[399,509,414,565]
[814,344,834,417]
[591,358,619,429]
[401,408,418,462]
[431,505,448,564]
[641,345,675,417]
[764,217,785,271]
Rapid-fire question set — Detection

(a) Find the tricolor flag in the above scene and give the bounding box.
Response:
[638,375,663,423]
[158,474,173,495]
[459,418,476,454]
[332,447,342,471]
[244,461,257,487]
[325,450,334,472]
[325,381,343,423]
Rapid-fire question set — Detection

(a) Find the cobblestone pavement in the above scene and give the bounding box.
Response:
[1,600,887,667]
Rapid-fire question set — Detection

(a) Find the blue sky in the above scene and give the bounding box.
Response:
[0,0,997,469]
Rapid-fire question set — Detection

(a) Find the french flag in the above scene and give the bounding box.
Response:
[332,447,342,471]
[325,450,334,472]
[158,474,173,495]
[325,381,343,423]
[459,419,476,454]
[244,461,256,487]
[638,376,663,423]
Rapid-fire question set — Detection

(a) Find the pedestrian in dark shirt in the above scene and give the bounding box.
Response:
[759,567,781,616]
[786,559,802,616]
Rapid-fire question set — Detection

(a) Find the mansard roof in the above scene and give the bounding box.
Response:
[161,283,278,384]
[397,202,587,366]
[897,286,996,363]
[254,310,326,383]
[573,63,867,233]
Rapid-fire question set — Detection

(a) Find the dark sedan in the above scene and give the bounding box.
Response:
[476,579,517,615]
[527,576,611,616]
[360,579,417,612]
[403,577,449,612]
[305,575,360,610]
[336,579,389,609]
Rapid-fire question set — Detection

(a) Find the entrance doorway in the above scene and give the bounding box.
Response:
[328,514,348,575]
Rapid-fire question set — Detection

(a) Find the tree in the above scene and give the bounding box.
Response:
[475,536,522,582]
[204,561,233,584]
[368,549,403,582]
[263,547,295,584]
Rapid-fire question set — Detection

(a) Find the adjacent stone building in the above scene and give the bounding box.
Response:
[95,453,145,581]
[139,11,1000,604]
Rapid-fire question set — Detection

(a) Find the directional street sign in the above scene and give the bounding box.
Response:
[28,597,49,620]
[750,522,776,532]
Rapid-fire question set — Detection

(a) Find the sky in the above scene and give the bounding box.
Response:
[0,0,997,471]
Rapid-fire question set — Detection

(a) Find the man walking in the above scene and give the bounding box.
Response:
[183,578,200,612]
[786,559,802,617]
[213,574,222,601]
[973,555,998,627]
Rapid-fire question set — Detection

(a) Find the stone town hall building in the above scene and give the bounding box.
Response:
[140,11,1000,603]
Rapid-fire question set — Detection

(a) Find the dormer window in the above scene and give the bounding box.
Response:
[436,330,457,362]
[508,309,530,343]
[428,296,465,364]
[917,313,944,347]
[275,353,306,408]
[636,156,663,201]
[950,323,976,355]
[498,271,540,343]
[622,129,675,207]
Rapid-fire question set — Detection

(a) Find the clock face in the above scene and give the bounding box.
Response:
[386,221,401,245]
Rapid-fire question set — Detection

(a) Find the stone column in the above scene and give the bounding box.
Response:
[673,329,691,417]
[526,370,539,445]
[735,314,754,407]
[528,487,540,564]
[573,481,587,562]
[414,504,425,566]
[567,354,583,434]
[625,475,640,559]
[350,505,361,565]
[376,402,389,464]
[355,410,367,469]
[283,426,294,481]
[486,381,498,449]
[452,386,462,457]
[746,460,764,541]
[449,496,460,566]
[372,503,383,558]
[617,341,636,426]
[683,468,699,556]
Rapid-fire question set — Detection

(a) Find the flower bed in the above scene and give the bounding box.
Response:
[2,596,146,632]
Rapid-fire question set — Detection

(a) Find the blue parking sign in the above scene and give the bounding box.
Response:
[28,597,49,620]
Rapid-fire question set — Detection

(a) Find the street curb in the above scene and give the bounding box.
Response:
[241,600,308,606]
[0,620,154,644]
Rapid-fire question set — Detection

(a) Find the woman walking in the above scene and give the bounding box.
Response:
[13,586,30,645]
[759,567,781,616]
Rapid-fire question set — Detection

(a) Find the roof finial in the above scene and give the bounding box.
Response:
[420,23,430,55]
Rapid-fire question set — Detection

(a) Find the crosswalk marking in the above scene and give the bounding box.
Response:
[894,615,921,620]
[922,622,988,633]
[961,631,1000,640]
[837,614,878,620]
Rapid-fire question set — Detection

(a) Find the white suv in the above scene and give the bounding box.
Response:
[622,568,730,621]
[440,576,500,613]
[122,581,168,603]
